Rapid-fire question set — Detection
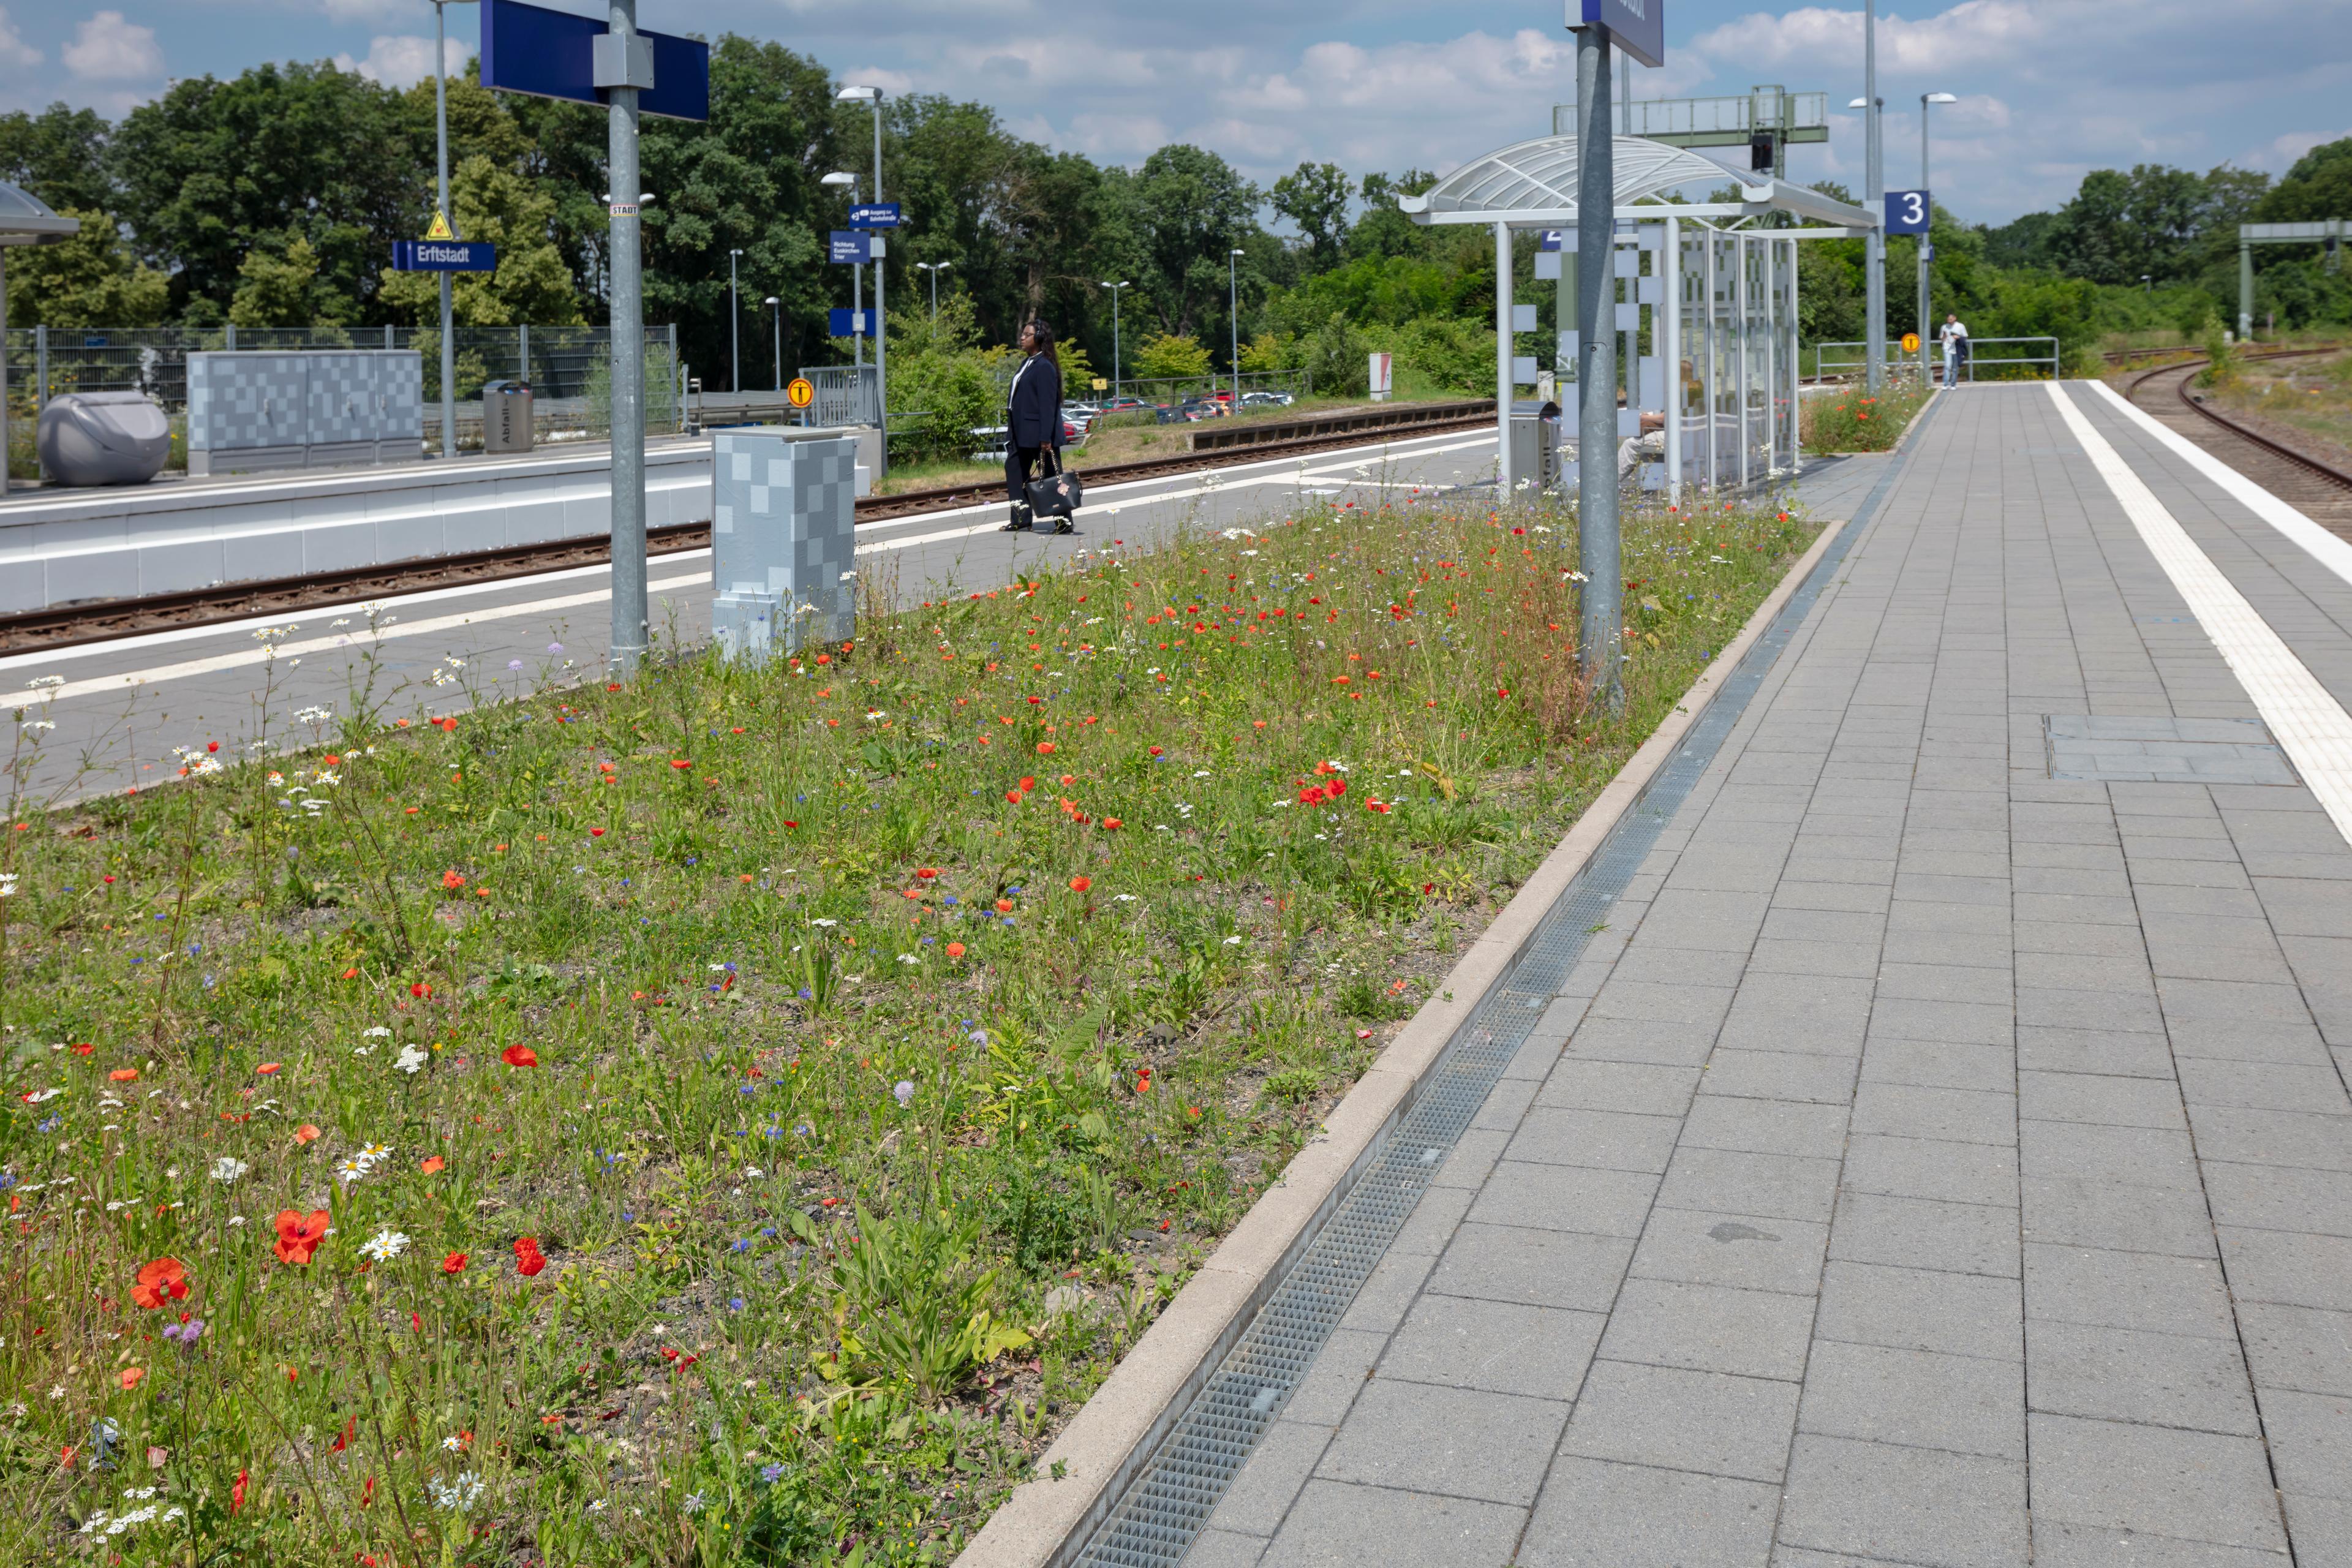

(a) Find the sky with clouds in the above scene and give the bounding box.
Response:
[7,1,2350,224]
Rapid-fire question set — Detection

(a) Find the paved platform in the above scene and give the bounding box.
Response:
[1188,382,2352,1567]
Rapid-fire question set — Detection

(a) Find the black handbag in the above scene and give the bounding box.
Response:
[1025,446,1084,522]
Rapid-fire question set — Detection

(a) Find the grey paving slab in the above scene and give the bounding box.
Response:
[1199,386,2352,1568]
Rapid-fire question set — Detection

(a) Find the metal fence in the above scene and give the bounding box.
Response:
[6,324,685,466]
[1955,336,2060,382]
[1809,341,1928,383]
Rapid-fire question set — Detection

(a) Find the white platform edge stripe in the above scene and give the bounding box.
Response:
[0,437,1499,708]
[2048,380,2352,848]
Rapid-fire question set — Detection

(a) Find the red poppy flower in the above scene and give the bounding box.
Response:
[130,1257,189,1310]
[500,1045,539,1069]
[946,941,966,959]
[70,1042,92,1056]
[442,870,466,891]
[1298,786,1325,805]
[1327,778,1346,797]
[442,1251,469,1276]
[119,1368,144,1391]
[1069,876,1092,893]
[1036,742,1056,755]
[410,982,432,999]
[995,899,1015,914]
[274,1209,331,1266]
[1148,745,1164,757]
[294,1123,320,1145]
[231,1469,248,1516]
[1006,790,1023,804]
[1102,818,1123,830]
[589,827,605,838]
[1019,776,1036,791]
[257,1062,281,1075]
[420,1155,444,1175]
[671,760,693,771]
[513,1237,546,1277]
[916,867,938,880]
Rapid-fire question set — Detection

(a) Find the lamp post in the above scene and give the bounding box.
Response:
[2141,274,2154,294]
[839,85,886,475]
[765,295,781,391]
[914,260,952,325]
[728,247,743,393]
[1228,249,1245,399]
[1918,92,1955,385]
[1098,280,1129,397]
[820,173,861,372]
[1852,0,1884,394]
[429,1,480,461]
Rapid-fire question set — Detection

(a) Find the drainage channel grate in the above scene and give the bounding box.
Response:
[1072,456,1915,1568]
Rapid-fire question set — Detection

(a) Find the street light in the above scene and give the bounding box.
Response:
[728,247,743,393]
[1098,281,1130,398]
[821,172,864,373]
[765,295,782,391]
[838,85,886,475]
[1228,248,1245,401]
[914,260,952,326]
[1918,91,1955,385]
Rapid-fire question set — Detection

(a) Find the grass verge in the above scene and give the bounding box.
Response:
[0,484,1807,1564]
[1800,377,1932,453]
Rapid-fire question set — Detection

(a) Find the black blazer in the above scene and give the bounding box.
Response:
[1008,353,1063,450]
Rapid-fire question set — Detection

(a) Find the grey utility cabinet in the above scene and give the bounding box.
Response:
[709,426,860,666]
[186,350,424,477]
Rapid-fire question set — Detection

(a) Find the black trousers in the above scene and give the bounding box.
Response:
[1005,444,1049,514]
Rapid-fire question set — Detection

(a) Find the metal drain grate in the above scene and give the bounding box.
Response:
[1071,451,1920,1568]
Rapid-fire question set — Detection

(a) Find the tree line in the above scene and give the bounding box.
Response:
[1,33,2345,417]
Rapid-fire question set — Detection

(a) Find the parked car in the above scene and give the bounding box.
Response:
[1100,396,1150,415]
[1240,390,1294,409]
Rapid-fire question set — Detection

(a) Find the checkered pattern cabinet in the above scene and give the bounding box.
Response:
[709,428,859,666]
[186,351,425,477]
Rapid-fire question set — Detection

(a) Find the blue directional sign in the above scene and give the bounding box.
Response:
[829,308,874,338]
[848,203,901,230]
[1539,229,1566,252]
[1884,189,1931,235]
[393,239,499,272]
[1574,0,1664,69]
[480,0,709,121]
[829,231,873,264]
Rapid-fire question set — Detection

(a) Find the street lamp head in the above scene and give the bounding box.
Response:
[820,172,857,188]
[837,85,881,102]
[765,295,780,305]
[1924,92,1958,105]
[1847,97,1869,109]
[1231,248,1245,257]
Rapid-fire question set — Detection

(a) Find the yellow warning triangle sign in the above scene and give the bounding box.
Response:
[424,211,454,241]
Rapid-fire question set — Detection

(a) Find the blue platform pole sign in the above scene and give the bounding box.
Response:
[848,203,901,230]
[393,239,499,272]
[1884,189,1931,235]
[829,309,873,338]
[1570,0,1664,68]
[478,0,709,121]
[829,232,873,264]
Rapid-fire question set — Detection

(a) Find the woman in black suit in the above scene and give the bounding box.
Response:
[1001,319,1068,533]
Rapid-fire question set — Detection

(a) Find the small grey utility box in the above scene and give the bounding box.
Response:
[709,426,859,666]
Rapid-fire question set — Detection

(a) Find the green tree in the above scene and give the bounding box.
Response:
[1130,331,1212,379]
[1123,146,1259,339]
[230,231,348,328]
[4,210,168,327]
[0,104,115,214]
[2258,137,2352,223]
[1272,161,1351,271]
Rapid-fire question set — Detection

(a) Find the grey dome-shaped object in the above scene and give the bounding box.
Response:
[39,393,172,486]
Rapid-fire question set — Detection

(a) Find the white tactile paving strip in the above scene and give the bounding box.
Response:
[2049,379,2352,849]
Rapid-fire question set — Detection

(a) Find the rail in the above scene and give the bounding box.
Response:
[1186,399,1493,452]
[1958,337,2060,382]
[2122,345,2352,493]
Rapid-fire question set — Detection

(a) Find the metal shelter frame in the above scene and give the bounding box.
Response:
[2239,220,2347,340]
[0,183,81,496]
[1401,134,1875,501]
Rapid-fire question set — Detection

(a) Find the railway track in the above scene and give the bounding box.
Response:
[0,402,1496,659]
[2118,346,2352,537]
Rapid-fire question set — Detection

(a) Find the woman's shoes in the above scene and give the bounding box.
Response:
[1000,503,1030,533]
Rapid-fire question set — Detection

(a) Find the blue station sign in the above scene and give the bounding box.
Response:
[479,0,709,121]
[829,231,874,264]
[1573,0,1664,69]
[1883,190,1931,235]
[848,203,902,229]
[393,239,499,272]
[829,308,874,338]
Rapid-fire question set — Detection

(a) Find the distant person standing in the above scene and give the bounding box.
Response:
[1000,320,1067,533]
[1938,313,1969,387]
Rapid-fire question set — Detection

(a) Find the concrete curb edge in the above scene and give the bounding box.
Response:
[955,506,1852,1568]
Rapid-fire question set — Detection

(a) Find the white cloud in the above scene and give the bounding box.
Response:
[320,0,426,19]
[2245,126,2352,172]
[0,8,39,74]
[1689,1,2047,77]
[62,11,162,82]
[334,33,467,89]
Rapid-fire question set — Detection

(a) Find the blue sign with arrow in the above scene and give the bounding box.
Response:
[393,240,499,272]
[848,203,901,229]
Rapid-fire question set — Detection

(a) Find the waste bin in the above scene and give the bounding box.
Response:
[1508,399,1564,496]
[37,391,172,486]
[481,379,533,454]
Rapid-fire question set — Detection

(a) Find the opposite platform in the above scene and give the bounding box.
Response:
[1188,380,2352,1568]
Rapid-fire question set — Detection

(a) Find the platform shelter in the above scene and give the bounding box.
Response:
[1401,135,1874,497]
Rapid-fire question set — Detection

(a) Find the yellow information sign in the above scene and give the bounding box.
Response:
[424,210,455,241]
[1901,331,1921,354]
[1091,377,1108,391]
[786,377,816,410]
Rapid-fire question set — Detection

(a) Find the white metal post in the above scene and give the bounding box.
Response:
[1703,229,1717,493]
[728,248,741,393]
[867,92,886,476]
[606,0,647,676]
[434,0,457,459]
[1863,0,1883,396]
[1662,214,1680,505]
[1787,240,1803,469]
[1229,249,1244,398]
[1496,218,1514,496]
[1735,233,1750,492]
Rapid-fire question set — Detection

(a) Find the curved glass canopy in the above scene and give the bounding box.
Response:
[0,183,81,245]
[1400,134,1872,230]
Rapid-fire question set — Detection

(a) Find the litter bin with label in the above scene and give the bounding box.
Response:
[481,379,533,454]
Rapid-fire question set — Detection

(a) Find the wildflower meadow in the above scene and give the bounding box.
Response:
[0,484,1807,1564]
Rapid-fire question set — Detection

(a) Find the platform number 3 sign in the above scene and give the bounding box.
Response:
[1885,190,1931,235]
